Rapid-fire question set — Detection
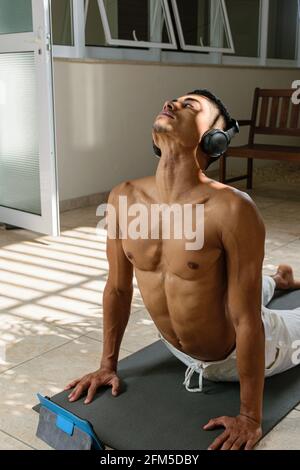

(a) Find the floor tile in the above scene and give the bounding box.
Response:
[87,307,158,353]
[256,410,300,450]
[0,336,129,449]
[0,314,80,373]
[0,430,32,450]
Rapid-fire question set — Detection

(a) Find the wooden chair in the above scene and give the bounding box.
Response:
[219,88,300,188]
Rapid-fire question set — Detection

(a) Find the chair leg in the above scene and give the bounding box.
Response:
[219,154,227,183]
[247,158,253,189]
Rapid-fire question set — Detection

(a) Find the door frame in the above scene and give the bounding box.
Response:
[0,0,59,235]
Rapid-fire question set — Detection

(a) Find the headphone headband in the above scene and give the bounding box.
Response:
[225,119,239,141]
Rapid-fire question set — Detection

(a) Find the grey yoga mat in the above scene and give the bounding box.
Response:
[40,290,300,450]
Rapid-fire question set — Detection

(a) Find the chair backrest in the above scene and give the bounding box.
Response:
[249,88,300,144]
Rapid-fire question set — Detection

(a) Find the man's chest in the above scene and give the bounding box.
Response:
[121,233,223,281]
[117,189,223,279]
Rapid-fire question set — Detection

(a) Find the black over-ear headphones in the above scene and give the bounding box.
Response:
[153,119,239,159]
[200,119,239,158]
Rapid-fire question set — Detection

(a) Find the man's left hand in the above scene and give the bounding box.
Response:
[203,414,262,450]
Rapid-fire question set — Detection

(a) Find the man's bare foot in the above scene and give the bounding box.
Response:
[271,265,300,290]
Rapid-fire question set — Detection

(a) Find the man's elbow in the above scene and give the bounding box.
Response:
[232,313,264,337]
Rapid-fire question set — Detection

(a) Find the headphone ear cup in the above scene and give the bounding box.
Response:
[201,130,229,158]
[200,130,212,155]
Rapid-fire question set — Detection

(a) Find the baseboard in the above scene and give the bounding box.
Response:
[60,191,110,213]
[59,161,300,213]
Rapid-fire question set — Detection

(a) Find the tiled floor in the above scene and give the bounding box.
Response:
[0,177,300,450]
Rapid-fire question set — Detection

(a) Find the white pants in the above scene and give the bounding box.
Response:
[160,276,300,392]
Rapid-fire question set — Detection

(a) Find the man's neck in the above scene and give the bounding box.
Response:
[155,147,203,203]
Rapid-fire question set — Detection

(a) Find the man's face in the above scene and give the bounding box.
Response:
[153,94,218,150]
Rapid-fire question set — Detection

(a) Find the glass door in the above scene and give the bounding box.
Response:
[0,0,59,235]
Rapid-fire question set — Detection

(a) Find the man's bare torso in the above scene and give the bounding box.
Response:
[118,174,238,362]
[66,93,267,449]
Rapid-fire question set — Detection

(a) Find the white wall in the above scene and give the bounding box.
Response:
[53,59,298,202]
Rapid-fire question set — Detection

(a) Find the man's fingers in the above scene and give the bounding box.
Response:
[66,373,120,403]
[220,436,238,450]
[65,379,81,391]
[245,439,257,451]
[84,383,98,404]
[230,438,245,450]
[111,376,121,396]
[208,431,229,450]
[204,417,226,430]
[69,381,89,402]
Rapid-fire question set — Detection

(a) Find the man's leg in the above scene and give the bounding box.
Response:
[205,265,300,381]
[262,265,300,376]
[262,275,276,307]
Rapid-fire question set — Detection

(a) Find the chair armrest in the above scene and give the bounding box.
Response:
[237,120,253,126]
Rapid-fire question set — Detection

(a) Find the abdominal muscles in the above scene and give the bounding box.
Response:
[134,267,235,361]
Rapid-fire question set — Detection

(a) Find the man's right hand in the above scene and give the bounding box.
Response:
[64,368,121,404]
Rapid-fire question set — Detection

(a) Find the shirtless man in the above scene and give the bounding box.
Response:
[65,90,300,450]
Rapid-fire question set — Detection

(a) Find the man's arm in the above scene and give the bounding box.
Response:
[65,185,134,403]
[100,189,134,372]
[204,191,266,450]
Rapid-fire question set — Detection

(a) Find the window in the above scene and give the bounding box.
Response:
[0,0,33,34]
[85,0,105,46]
[171,0,234,53]
[267,0,298,60]
[225,0,260,57]
[52,0,300,68]
[51,0,74,46]
[85,0,177,49]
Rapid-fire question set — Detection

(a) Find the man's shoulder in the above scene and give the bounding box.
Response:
[207,182,263,228]
[224,188,254,208]
[210,181,255,211]
[109,176,156,201]
[209,183,265,237]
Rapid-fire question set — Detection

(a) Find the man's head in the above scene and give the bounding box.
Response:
[152,89,232,169]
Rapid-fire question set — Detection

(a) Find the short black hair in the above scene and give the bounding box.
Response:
[187,89,232,129]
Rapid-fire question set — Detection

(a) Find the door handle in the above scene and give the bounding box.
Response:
[24,30,51,52]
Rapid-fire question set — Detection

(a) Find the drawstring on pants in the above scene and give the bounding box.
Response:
[183,363,204,392]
